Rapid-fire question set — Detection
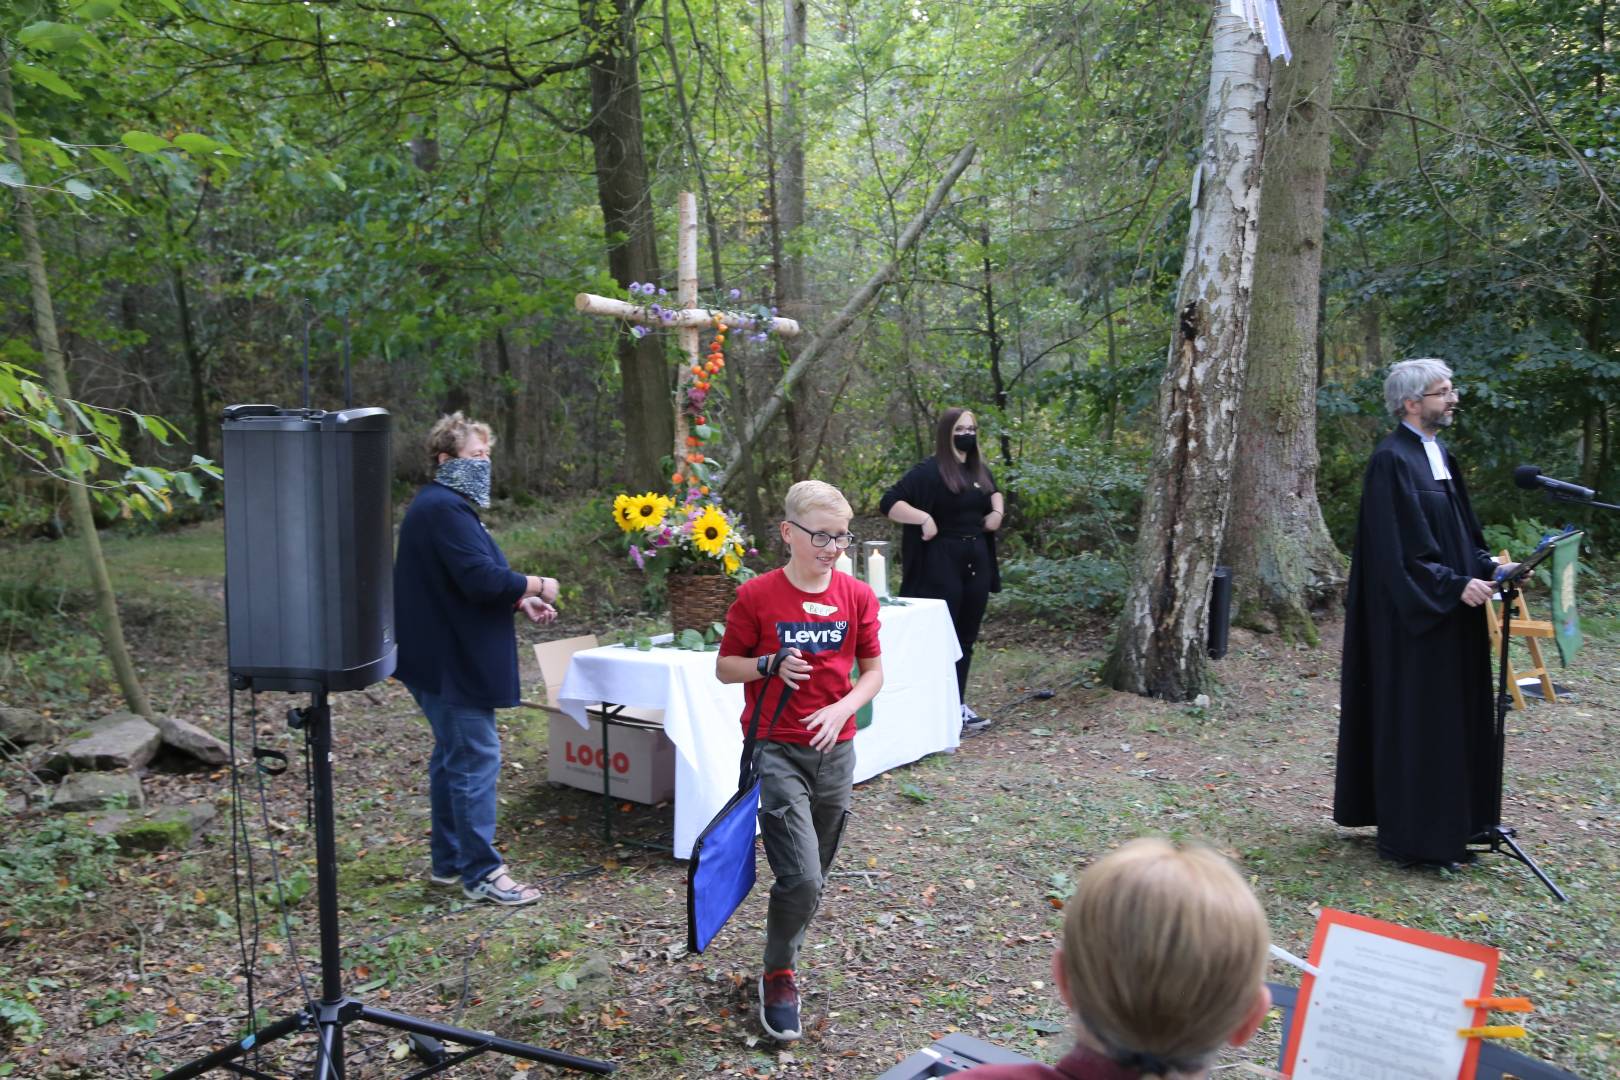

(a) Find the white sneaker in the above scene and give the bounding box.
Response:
[961,703,991,735]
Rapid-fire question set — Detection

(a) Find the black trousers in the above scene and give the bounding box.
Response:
[910,534,992,702]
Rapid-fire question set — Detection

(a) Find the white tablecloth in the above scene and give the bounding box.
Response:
[557,596,962,858]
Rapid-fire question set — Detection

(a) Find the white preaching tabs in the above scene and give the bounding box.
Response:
[1425,439,1453,481]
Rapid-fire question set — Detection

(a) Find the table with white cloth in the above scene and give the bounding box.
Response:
[557,596,962,859]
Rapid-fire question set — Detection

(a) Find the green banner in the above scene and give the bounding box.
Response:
[1550,532,1582,667]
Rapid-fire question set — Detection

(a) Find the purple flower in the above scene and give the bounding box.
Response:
[660,310,675,324]
[654,527,672,547]
[686,487,701,503]
[688,387,709,406]
[649,303,663,317]
[658,287,668,297]
[629,281,642,292]
[630,325,648,338]
[628,544,645,570]
[728,288,742,300]
[747,547,758,556]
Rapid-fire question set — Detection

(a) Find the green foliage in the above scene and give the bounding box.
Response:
[999,553,1131,619]
[0,818,119,930]
[0,628,113,706]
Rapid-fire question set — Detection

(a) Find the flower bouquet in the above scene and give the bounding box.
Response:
[613,488,757,632]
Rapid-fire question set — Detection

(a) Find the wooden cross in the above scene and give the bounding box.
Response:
[575,191,803,481]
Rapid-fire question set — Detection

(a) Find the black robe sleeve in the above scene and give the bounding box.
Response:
[1358,450,1474,633]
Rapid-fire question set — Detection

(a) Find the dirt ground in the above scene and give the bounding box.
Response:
[2,527,1617,1079]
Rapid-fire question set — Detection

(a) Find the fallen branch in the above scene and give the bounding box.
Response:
[718,141,978,491]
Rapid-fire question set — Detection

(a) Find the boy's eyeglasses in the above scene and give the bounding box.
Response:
[786,520,857,549]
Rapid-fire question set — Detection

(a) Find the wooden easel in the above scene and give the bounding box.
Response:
[1485,551,1557,710]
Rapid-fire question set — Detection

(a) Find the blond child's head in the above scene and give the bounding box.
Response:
[1054,838,1271,1077]
[778,480,855,578]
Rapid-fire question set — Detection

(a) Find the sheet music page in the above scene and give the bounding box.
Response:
[1289,922,1488,1080]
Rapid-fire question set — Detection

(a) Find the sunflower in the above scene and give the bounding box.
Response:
[612,493,638,533]
[723,553,741,575]
[692,505,730,555]
[627,492,673,530]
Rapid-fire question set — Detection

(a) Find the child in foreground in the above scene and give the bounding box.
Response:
[967,838,1272,1079]
[716,480,884,1042]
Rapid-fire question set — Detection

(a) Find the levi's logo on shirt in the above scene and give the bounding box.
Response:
[777,620,849,652]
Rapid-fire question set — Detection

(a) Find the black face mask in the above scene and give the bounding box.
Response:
[952,433,977,454]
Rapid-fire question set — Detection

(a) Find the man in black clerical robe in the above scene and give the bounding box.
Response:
[1334,359,1511,869]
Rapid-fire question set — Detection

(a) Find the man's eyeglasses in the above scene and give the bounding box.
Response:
[1422,388,1461,401]
[786,520,856,549]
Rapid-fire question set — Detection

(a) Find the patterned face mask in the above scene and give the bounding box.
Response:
[436,457,492,508]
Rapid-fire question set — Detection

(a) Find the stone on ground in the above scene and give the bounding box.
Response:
[87,802,218,852]
[153,714,231,766]
[53,771,145,812]
[0,706,55,748]
[41,711,163,775]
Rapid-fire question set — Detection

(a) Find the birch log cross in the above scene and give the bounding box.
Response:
[575,192,802,480]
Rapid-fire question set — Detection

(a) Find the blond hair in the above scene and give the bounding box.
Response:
[783,480,852,521]
[425,412,494,464]
[1060,838,1269,1075]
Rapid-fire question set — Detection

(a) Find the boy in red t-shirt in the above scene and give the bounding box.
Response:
[717,480,884,1042]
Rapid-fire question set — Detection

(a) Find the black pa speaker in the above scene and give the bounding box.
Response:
[222,405,397,692]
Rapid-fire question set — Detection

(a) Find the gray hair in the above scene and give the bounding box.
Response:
[1384,358,1453,418]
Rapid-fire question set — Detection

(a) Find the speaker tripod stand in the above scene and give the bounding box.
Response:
[1467,539,1579,904]
[161,690,615,1079]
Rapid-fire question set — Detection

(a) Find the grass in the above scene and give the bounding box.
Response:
[0,504,1616,1076]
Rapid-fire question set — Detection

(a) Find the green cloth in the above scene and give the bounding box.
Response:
[1550,532,1582,667]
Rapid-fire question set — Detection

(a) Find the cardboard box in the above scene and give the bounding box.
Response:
[547,712,675,806]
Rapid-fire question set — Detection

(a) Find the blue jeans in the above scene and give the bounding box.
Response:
[410,686,503,887]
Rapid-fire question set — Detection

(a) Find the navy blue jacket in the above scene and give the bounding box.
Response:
[393,482,528,708]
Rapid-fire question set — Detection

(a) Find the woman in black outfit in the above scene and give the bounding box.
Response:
[880,407,1004,734]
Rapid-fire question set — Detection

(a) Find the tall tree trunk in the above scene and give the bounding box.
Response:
[980,222,1014,469]
[1104,11,1269,701]
[1,53,153,718]
[584,0,671,489]
[173,265,211,462]
[778,0,814,479]
[1223,0,1346,645]
[495,327,520,492]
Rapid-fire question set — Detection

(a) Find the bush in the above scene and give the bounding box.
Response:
[999,553,1131,619]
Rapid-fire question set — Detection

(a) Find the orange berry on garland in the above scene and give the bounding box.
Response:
[672,472,683,484]
[700,485,710,495]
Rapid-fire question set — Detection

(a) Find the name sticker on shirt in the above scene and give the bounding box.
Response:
[802,601,839,617]
[777,620,849,652]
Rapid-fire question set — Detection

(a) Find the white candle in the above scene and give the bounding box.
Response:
[866,550,888,597]
[834,551,853,575]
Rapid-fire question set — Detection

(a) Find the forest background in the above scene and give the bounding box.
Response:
[4,1,1620,1075]
[8,0,1620,654]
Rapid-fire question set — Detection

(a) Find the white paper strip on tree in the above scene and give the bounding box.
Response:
[1229,0,1292,62]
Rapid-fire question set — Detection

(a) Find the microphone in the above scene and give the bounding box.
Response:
[1514,464,1595,500]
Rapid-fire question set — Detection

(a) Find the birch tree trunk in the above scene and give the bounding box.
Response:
[778,0,813,479]
[1104,11,1270,700]
[1223,0,1346,644]
[1,52,153,718]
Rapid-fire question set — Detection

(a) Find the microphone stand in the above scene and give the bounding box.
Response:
[1470,527,1583,903]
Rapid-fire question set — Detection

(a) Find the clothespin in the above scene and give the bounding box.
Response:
[1458,1025,1527,1040]
[1465,997,1534,1013]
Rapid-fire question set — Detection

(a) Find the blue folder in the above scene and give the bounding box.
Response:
[687,652,794,953]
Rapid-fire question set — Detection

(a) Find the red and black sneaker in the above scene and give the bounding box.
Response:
[758,968,802,1041]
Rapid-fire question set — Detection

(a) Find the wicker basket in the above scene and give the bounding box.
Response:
[667,571,738,635]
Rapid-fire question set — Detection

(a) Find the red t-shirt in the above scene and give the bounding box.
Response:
[718,567,882,745]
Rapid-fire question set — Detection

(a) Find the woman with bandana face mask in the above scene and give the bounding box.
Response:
[394,413,561,905]
[880,407,1004,735]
